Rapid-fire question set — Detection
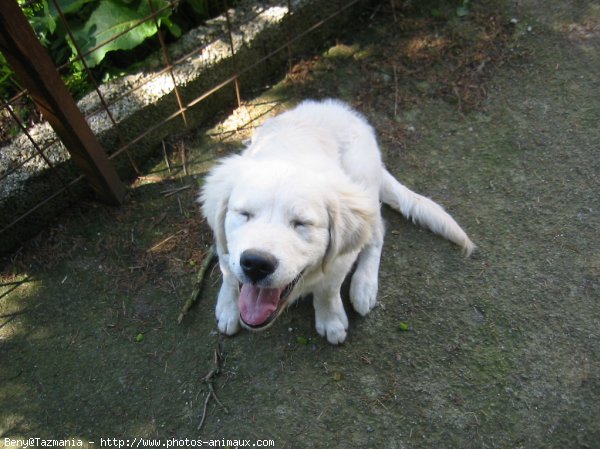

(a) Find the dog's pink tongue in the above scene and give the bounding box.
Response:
[239,284,281,326]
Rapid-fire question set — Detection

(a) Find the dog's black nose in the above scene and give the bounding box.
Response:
[240,250,278,283]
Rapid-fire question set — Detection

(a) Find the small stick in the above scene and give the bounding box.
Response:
[393,63,399,119]
[178,246,217,324]
[147,230,186,253]
[208,382,227,411]
[180,141,188,176]
[197,388,212,431]
[162,140,172,174]
[198,342,228,431]
[161,185,192,197]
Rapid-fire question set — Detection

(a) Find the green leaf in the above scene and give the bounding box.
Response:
[160,16,182,38]
[27,1,56,45]
[42,1,56,34]
[296,336,309,345]
[48,0,96,19]
[398,321,410,332]
[70,0,174,67]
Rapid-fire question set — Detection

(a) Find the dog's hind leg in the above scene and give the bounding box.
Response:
[350,215,385,316]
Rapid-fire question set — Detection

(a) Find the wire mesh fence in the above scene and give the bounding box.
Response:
[0,0,368,254]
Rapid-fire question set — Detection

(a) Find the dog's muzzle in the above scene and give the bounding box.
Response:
[238,272,303,331]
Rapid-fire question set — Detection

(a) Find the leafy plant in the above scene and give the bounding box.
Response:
[0,0,216,102]
[67,0,181,68]
[0,54,20,98]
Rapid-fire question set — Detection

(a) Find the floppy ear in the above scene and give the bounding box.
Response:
[199,155,244,256]
[323,180,379,271]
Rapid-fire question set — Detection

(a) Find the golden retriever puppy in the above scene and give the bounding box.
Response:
[200,99,474,344]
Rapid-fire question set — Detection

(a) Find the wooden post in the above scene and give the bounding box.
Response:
[0,0,125,205]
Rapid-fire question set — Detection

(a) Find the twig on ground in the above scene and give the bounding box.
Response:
[160,185,191,197]
[180,142,188,176]
[162,140,172,174]
[147,229,187,253]
[393,63,399,118]
[198,341,228,431]
[178,246,217,324]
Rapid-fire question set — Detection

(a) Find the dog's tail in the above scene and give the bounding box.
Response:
[380,169,476,256]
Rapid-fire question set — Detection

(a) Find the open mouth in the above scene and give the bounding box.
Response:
[239,272,303,331]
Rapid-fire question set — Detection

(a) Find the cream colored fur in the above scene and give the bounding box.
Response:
[200,99,475,344]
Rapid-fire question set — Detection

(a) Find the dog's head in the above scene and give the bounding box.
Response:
[200,155,377,330]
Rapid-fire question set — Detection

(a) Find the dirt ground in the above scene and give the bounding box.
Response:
[1,0,599,448]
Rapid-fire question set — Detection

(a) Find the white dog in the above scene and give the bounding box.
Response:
[200,99,475,344]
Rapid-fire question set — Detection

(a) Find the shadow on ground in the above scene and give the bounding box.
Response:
[1,0,599,447]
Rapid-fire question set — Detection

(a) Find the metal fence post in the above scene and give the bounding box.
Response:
[0,0,125,205]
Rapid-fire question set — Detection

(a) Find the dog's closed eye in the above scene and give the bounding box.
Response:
[236,210,254,221]
[291,218,313,229]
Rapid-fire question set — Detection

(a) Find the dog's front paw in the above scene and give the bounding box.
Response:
[216,301,240,335]
[350,273,378,316]
[215,282,240,335]
[316,312,349,345]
